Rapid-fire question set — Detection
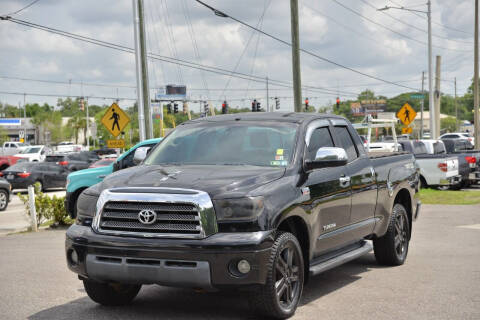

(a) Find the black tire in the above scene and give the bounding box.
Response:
[419,176,428,189]
[249,232,304,319]
[0,189,8,211]
[83,279,141,306]
[373,203,410,266]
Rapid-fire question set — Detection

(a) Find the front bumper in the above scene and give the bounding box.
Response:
[66,225,273,290]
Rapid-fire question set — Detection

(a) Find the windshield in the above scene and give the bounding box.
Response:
[20,147,41,154]
[145,122,298,167]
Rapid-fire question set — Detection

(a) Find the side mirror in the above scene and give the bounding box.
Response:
[112,161,120,172]
[133,147,150,165]
[305,147,348,171]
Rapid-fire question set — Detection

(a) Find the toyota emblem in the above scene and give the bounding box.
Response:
[138,209,157,225]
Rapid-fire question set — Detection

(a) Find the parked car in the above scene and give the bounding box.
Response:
[399,139,461,189]
[0,178,12,211]
[67,113,419,318]
[93,148,117,157]
[89,158,116,168]
[440,132,475,145]
[0,141,29,156]
[1,162,69,191]
[14,145,50,162]
[55,142,86,153]
[442,139,480,187]
[45,153,97,172]
[0,155,23,171]
[65,138,161,218]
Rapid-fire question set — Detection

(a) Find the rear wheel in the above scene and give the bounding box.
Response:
[83,279,141,306]
[374,203,410,266]
[0,189,8,211]
[249,232,304,319]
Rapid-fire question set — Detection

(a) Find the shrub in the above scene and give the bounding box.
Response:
[18,182,71,228]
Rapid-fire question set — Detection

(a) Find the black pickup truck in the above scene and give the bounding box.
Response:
[66,113,420,319]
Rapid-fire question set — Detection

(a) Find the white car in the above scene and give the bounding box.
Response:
[439,132,475,145]
[366,142,402,153]
[14,145,49,162]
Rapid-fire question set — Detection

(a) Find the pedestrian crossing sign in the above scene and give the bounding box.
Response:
[397,103,416,126]
[101,103,130,137]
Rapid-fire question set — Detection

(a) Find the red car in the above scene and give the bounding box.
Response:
[88,158,117,168]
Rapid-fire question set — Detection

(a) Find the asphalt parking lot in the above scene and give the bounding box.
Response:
[0,203,479,320]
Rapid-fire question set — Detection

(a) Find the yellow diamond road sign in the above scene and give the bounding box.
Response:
[397,103,417,126]
[402,127,413,134]
[101,103,130,137]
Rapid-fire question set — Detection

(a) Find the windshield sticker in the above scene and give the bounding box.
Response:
[271,160,288,166]
[275,155,284,161]
[276,149,284,156]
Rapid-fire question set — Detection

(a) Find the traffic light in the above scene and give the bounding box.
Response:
[305,98,309,111]
[174,103,179,114]
[167,103,172,114]
[252,99,257,112]
[80,98,85,111]
[336,97,340,109]
[204,103,209,115]
[275,97,280,110]
[222,100,228,114]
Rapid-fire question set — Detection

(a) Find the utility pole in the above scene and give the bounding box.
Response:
[475,0,479,149]
[86,99,90,150]
[454,77,458,131]
[266,77,270,112]
[290,0,302,113]
[427,0,435,139]
[23,93,27,143]
[421,71,425,138]
[132,0,152,141]
[434,55,441,138]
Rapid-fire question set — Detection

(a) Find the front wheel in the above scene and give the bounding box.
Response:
[249,232,304,319]
[373,203,410,266]
[83,280,141,306]
[0,189,8,211]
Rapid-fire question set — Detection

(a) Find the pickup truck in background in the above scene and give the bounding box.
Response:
[67,113,419,319]
[14,145,50,162]
[399,139,461,189]
[0,142,29,156]
[442,139,480,187]
[65,138,161,218]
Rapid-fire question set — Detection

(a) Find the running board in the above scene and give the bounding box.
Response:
[309,241,373,276]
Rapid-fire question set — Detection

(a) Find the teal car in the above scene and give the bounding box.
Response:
[65,138,162,218]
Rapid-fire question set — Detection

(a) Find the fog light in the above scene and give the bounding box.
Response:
[70,249,78,265]
[237,259,251,274]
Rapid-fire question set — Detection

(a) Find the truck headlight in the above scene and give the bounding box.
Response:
[213,197,264,221]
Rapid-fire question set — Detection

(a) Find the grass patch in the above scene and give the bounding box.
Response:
[419,188,480,205]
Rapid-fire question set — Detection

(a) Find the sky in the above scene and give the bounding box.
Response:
[0,0,475,113]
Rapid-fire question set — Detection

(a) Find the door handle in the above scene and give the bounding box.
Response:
[339,176,351,187]
[97,175,107,179]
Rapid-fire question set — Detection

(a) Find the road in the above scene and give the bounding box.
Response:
[0,204,479,320]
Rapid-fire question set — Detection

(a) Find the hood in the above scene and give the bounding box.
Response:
[95,164,285,199]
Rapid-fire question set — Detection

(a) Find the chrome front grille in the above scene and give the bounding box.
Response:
[92,187,218,239]
[99,202,201,234]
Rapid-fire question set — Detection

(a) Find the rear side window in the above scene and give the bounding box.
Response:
[333,126,358,161]
[46,156,65,162]
[306,127,334,161]
[433,142,445,154]
[413,142,428,155]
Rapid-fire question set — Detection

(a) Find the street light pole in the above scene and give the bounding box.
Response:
[427,0,435,138]
[378,1,435,137]
[475,0,479,149]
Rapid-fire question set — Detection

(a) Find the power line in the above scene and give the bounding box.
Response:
[360,0,472,44]
[330,0,469,52]
[194,0,421,91]
[5,0,41,16]
[2,16,363,97]
[389,0,473,36]
[0,90,136,101]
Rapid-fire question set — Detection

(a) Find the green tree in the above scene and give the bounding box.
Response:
[358,89,376,101]
[441,117,457,133]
